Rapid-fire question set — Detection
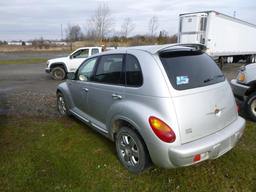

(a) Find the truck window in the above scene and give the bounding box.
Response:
[160,51,225,90]
[72,49,89,58]
[92,48,100,55]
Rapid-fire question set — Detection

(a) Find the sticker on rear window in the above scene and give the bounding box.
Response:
[176,76,189,85]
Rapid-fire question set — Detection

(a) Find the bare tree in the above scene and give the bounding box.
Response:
[148,16,159,37]
[65,24,83,42]
[88,2,114,43]
[120,17,135,38]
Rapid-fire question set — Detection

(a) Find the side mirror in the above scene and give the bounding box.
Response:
[67,72,76,80]
[69,55,73,59]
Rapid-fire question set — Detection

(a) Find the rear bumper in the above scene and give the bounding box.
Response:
[230,79,249,101]
[168,116,245,167]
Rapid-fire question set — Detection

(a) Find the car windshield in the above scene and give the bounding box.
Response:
[159,50,225,90]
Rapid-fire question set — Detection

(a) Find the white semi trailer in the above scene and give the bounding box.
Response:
[178,11,256,67]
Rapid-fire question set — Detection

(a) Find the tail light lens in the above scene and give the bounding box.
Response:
[237,104,240,112]
[149,116,176,143]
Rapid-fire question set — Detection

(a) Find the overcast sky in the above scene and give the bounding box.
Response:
[0,0,255,41]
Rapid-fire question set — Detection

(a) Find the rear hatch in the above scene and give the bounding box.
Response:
[160,50,237,144]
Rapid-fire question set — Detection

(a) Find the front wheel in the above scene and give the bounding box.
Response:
[57,92,70,116]
[245,92,256,121]
[115,127,150,173]
[51,67,66,80]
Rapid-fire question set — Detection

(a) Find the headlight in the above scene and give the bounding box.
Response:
[237,72,246,83]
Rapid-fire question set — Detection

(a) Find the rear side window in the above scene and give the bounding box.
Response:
[92,48,99,55]
[125,55,143,87]
[93,54,124,85]
[160,51,225,90]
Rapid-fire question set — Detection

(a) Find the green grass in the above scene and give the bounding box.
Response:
[0,58,47,65]
[0,116,255,192]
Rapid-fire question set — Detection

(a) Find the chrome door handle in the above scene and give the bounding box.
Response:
[112,93,122,100]
[82,88,89,92]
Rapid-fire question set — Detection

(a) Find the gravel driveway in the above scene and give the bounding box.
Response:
[0,63,62,118]
[0,59,243,119]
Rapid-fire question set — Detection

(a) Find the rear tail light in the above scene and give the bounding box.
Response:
[149,116,176,143]
[237,104,240,112]
[193,154,201,162]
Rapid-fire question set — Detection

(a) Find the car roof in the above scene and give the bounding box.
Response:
[105,43,205,55]
[77,47,102,49]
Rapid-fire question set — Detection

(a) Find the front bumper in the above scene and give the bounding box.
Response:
[168,116,245,167]
[45,68,50,73]
[230,79,249,101]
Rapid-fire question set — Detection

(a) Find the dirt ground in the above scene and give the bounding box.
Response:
[0,57,244,119]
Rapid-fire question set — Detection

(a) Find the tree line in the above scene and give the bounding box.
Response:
[65,2,177,45]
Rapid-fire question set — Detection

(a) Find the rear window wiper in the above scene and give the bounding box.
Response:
[203,74,224,83]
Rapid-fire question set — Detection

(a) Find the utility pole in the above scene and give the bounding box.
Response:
[233,11,236,18]
[61,24,63,40]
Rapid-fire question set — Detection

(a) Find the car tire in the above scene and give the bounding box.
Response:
[57,92,70,116]
[115,127,150,173]
[51,67,66,80]
[245,92,256,121]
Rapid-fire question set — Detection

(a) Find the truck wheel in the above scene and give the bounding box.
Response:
[51,67,66,80]
[115,127,150,173]
[245,92,256,121]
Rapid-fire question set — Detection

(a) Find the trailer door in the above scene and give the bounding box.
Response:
[179,14,207,45]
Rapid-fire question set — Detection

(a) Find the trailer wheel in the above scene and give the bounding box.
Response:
[246,55,254,64]
[218,57,224,69]
[253,55,256,63]
[233,57,239,63]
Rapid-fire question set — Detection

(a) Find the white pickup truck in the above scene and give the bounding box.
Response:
[45,47,102,80]
[231,63,256,121]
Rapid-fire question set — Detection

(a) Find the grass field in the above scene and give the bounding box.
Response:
[0,58,47,65]
[0,116,255,192]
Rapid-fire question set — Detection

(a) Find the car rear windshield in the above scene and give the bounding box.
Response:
[159,50,225,90]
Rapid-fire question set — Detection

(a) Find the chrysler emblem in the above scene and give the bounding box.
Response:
[207,107,225,117]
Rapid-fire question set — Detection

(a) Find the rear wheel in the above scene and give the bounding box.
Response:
[51,67,66,80]
[245,92,256,121]
[115,127,150,173]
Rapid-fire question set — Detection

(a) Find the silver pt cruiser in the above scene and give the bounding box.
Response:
[56,44,245,173]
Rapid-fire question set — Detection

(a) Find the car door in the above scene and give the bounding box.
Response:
[68,48,89,72]
[68,57,98,115]
[85,54,125,131]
